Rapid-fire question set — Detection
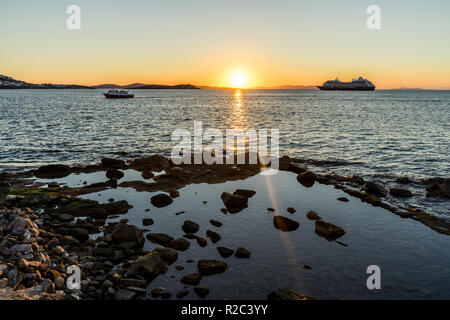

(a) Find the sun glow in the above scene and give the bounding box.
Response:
[230,71,248,88]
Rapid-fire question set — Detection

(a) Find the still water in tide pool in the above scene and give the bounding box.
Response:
[0,89,449,216]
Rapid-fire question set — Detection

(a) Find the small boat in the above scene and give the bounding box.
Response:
[104,89,134,99]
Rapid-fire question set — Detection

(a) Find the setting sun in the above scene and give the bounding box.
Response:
[230,71,248,88]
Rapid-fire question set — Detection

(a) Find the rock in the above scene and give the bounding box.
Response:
[273,216,299,232]
[267,208,275,212]
[397,176,411,184]
[315,220,345,241]
[146,233,174,246]
[176,290,189,299]
[389,188,413,198]
[106,168,124,180]
[364,181,387,196]
[101,157,125,167]
[71,228,89,242]
[235,247,251,258]
[168,238,190,251]
[206,230,221,243]
[182,220,199,234]
[194,286,209,298]
[160,291,172,299]
[267,289,312,300]
[53,246,65,256]
[128,252,168,278]
[141,170,154,179]
[151,288,164,298]
[119,278,147,288]
[150,193,173,208]
[115,289,136,300]
[34,164,71,178]
[220,192,248,213]
[297,171,316,187]
[180,273,202,285]
[175,265,184,271]
[142,218,154,226]
[337,197,349,202]
[233,189,256,198]
[153,247,178,264]
[58,213,74,222]
[169,190,180,198]
[101,200,133,214]
[209,219,222,227]
[303,265,312,270]
[54,277,65,290]
[306,210,321,220]
[287,207,296,214]
[197,259,228,276]
[217,247,234,258]
[196,237,207,247]
[112,224,144,248]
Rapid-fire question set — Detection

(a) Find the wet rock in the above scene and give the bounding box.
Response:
[220,192,248,213]
[168,238,190,251]
[176,290,189,299]
[182,220,199,234]
[287,207,296,214]
[141,170,154,179]
[34,164,71,178]
[142,218,154,226]
[267,208,275,212]
[101,157,125,167]
[151,288,164,298]
[235,247,251,258]
[364,181,387,196]
[315,220,345,241]
[303,265,312,270]
[206,230,221,243]
[297,171,316,187]
[273,216,299,232]
[217,247,234,258]
[153,247,178,264]
[175,265,184,271]
[160,291,172,299]
[150,194,173,208]
[106,168,124,180]
[425,178,450,199]
[194,286,209,298]
[209,219,223,227]
[196,237,207,247]
[112,224,144,248]
[397,176,411,184]
[389,188,413,198]
[337,197,349,202]
[115,289,136,300]
[101,200,133,215]
[233,189,256,198]
[54,277,65,290]
[58,214,74,222]
[169,190,180,198]
[119,278,147,288]
[180,273,202,285]
[268,289,312,300]
[130,154,169,171]
[128,252,168,278]
[146,233,174,246]
[59,201,108,218]
[306,210,321,220]
[220,208,228,214]
[197,259,228,276]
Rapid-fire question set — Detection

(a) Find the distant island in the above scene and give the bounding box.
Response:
[0,74,92,89]
[92,83,199,90]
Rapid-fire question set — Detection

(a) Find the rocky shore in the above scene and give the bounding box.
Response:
[0,154,448,300]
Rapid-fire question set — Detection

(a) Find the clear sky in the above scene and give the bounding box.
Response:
[1,0,449,89]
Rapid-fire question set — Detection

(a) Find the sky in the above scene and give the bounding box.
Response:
[0,0,449,89]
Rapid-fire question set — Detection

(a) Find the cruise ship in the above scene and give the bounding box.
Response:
[317,77,375,91]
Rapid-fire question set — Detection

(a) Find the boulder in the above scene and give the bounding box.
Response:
[180,273,202,285]
[267,289,312,300]
[364,181,387,196]
[306,210,321,220]
[233,189,256,198]
[197,259,228,276]
[273,216,299,232]
[287,207,296,214]
[296,171,316,187]
[176,290,189,299]
[141,170,154,179]
[206,230,221,243]
[153,247,178,264]
[217,247,234,258]
[101,200,132,215]
[142,218,154,226]
[168,238,190,251]
[34,164,71,178]
[150,194,173,208]
[128,252,168,278]
[209,219,223,227]
[101,157,125,167]
[389,188,413,198]
[111,224,144,248]
[146,233,174,246]
[182,220,199,234]
[315,220,345,241]
[337,197,349,202]
[106,168,124,180]
[194,286,209,298]
[235,247,251,258]
[220,192,248,213]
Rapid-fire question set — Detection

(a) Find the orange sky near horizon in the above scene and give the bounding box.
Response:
[1,1,449,90]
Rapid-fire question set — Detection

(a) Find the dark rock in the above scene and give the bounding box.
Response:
[150,193,173,208]
[153,247,178,264]
[128,252,168,278]
[106,168,124,180]
[297,171,316,187]
[196,237,207,247]
[268,289,312,300]
[267,208,275,212]
[337,197,349,202]
[233,189,256,198]
[389,188,413,198]
[397,176,411,184]
[303,265,312,270]
[220,192,248,213]
[315,220,345,241]
[160,291,171,299]
[176,290,189,299]
[169,190,180,198]
[306,210,321,220]
[115,289,136,300]
[194,286,209,298]
[101,200,133,215]
[58,213,74,222]
[34,164,71,178]
[287,207,296,214]
[273,216,299,232]
[235,247,251,258]
[101,157,125,167]
[151,288,164,298]
[119,278,147,288]
[71,228,89,242]
[168,238,190,251]
[180,273,202,285]
[206,230,221,243]
[209,219,223,227]
[175,265,184,271]
[146,233,174,246]
[141,170,154,179]
[182,220,199,234]
[142,218,154,226]
[364,181,387,196]
[220,208,228,214]
[217,247,234,258]
[112,224,144,248]
[197,259,228,276]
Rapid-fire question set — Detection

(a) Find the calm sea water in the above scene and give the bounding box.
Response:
[0,89,449,215]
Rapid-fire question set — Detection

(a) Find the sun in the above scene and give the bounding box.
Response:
[230,71,248,88]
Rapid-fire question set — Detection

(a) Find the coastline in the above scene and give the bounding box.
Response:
[1,154,449,300]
